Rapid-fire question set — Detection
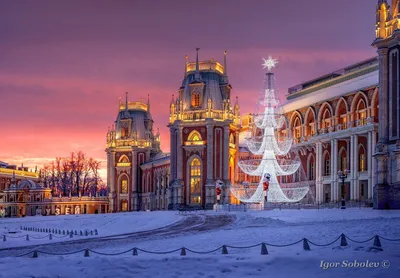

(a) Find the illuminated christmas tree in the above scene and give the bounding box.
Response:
[230,57,309,203]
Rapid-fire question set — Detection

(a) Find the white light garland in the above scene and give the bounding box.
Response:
[230,57,309,203]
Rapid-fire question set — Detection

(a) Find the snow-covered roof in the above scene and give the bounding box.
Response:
[282,62,378,113]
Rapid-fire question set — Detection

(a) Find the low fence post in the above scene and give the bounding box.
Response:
[222,245,228,255]
[132,248,138,256]
[340,234,348,247]
[303,238,310,251]
[84,249,90,257]
[32,251,38,258]
[180,247,186,256]
[261,243,268,255]
[26,235,30,241]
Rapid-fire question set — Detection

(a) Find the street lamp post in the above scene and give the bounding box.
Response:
[337,169,350,209]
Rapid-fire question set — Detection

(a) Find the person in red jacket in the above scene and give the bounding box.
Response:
[263,173,271,202]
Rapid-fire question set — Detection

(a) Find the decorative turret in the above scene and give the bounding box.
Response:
[375,0,400,40]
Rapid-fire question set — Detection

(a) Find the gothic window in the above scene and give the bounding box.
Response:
[187,130,202,145]
[357,99,367,126]
[119,155,129,163]
[120,178,128,194]
[322,109,331,128]
[189,158,201,204]
[359,146,366,172]
[192,92,200,108]
[339,150,347,171]
[292,117,301,139]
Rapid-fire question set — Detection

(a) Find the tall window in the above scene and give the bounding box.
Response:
[190,158,202,204]
[121,179,128,194]
[341,156,347,171]
[192,93,200,107]
[359,153,366,172]
[325,160,331,176]
[310,162,315,180]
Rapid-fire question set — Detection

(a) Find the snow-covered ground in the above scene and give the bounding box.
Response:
[0,208,399,278]
[0,211,183,248]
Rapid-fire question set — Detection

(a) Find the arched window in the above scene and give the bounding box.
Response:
[192,92,200,107]
[293,117,301,139]
[357,99,367,126]
[304,108,316,136]
[336,99,348,129]
[322,109,331,128]
[190,158,201,204]
[188,130,202,141]
[359,145,366,172]
[119,155,129,163]
[120,176,128,194]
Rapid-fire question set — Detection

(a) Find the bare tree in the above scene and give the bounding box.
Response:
[42,151,104,197]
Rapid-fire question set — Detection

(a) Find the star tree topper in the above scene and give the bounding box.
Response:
[262,56,278,72]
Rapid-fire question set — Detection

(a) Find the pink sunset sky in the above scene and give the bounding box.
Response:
[0,0,378,179]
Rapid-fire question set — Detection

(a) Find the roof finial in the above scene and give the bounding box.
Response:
[125,92,128,111]
[147,94,150,111]
[171,94,175,104]
[224,50,227,75]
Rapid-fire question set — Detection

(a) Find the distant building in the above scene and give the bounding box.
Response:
[106,50,241,211]
[0,162,109,217]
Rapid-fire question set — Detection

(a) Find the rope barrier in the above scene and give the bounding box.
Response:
[307,235,341,247]
[89,248,135,256]
[345,235,376,244]
[5,233,400,258]
[136,247,182,255]
[377,236,400,242]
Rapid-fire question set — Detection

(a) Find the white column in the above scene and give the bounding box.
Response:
[354,135,359,200]
[367,132,373,199]
[330,140,335,202]
[331,139,338,201]
[371,131,377,198]
[315,142,323,203]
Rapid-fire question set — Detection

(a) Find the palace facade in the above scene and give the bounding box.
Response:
[105,0,400,211]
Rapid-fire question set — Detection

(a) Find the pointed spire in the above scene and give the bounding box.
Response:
[195,48,200,73]
[125,92,128,111]
[147,94,150,111]
[171,94,175,105]
[224,50,227,75]
[35,165,38,173]
[235,96,238,106]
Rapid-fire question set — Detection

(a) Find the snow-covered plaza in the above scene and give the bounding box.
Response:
[0,208,399,277]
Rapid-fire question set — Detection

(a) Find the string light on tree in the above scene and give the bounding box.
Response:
[230,57,309,203]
